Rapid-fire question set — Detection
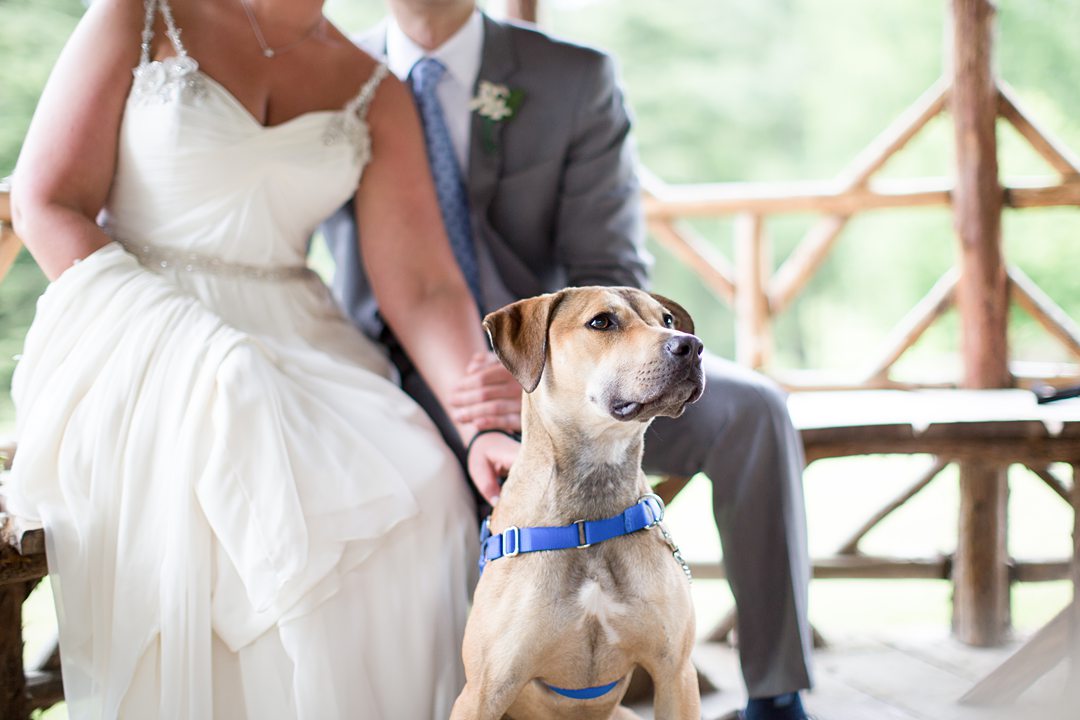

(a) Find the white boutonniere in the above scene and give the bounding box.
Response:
[469,80,525,153]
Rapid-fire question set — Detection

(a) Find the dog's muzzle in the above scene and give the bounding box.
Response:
[609,334,705,421]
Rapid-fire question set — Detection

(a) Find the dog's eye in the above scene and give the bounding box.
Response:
[588,313,615,331]
[662,313,675,329]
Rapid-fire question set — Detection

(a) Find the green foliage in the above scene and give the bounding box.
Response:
[0,0,84,174]
[0,0,83,430]
[548,0,1080,377]
[1,0,1079,431]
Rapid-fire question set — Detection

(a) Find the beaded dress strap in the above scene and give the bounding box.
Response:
[139,0,190,66]
[343,63,390,121]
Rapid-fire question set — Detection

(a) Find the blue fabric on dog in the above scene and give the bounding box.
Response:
[477,495,664,574]
[544,680,620,700]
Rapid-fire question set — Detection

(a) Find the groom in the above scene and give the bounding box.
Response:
[321,1,814,719]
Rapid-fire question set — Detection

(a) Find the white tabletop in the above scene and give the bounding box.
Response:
[787,389,1080,436]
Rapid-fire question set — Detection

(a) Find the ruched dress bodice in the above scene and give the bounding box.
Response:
[107,66,368,269]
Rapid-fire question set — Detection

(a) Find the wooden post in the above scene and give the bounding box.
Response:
[1070,462,1080,702]
[0,585,27,719]
[735,213,770,369]
[504,0,538,23]
[949,0,1011,646]
[0,187,21,286]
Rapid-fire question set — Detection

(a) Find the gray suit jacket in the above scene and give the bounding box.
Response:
[321,26,816,686]
[321,14,650,339]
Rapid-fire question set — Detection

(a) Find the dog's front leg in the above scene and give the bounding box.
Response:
[449,678,523,720]
[650,660,702,720]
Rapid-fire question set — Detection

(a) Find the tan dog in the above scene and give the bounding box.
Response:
[451,286,705,720]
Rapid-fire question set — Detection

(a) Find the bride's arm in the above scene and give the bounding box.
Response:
[355,76,517,502]
[11,0,142,281]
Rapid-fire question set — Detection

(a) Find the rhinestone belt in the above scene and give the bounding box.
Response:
[119,240,313,282]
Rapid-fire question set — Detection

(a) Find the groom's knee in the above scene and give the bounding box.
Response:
[643,354,797,481]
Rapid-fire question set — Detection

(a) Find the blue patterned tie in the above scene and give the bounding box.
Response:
[410,57,483,307]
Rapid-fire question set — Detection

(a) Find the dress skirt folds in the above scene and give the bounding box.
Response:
[2,5,477,717]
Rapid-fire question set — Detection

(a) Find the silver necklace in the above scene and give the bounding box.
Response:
[237,0,324,59]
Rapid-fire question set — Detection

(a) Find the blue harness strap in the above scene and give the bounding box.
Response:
[544,679,620,700]
[476,495,666,702]
[478,494,665,574]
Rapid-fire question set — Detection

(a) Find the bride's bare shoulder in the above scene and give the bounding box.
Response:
[323,23,385,79]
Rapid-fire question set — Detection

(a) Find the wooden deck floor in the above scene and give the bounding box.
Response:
[20,577,1076,719]
[631,629,1074,720]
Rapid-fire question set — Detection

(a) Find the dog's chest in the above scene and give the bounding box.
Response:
[574,578,630,644]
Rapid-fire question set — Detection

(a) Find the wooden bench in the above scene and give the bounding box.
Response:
[0,441,58,718]
[3,389,1079,716]
[679,389,1080,655]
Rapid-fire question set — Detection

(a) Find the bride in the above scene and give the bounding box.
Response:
[4,0,518,717]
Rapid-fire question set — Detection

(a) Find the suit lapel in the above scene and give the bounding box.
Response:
[467,15,518,215]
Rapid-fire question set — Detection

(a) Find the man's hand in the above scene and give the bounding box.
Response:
[466,430,520,504]
[449,352,523,432]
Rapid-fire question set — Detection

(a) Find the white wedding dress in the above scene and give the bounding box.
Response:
[2,2,476,718]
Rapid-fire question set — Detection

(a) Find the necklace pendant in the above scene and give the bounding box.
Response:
[263,48,275,58]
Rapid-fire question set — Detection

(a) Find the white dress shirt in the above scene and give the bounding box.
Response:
[386,11,484,175]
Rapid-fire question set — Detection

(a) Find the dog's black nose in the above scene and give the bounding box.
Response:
[665,334,703,358]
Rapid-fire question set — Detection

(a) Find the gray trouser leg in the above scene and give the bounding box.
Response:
[643,353,813,698]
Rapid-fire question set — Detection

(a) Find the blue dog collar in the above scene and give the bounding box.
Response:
[478,494,665,574]
[544,679,620,700]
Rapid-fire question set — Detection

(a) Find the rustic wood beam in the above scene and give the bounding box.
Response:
[835,458,950,555]
[689,555,1069,583]
[690,554,953,581]
[1006,177,1080,207]
[0,224,20,287]
[646,219,735,305]
[0,523,44,558]
[735,213,769,369]
[768,215,848,314]
[949,0,1011,648]
[1070,463,1080,699]
[504,0,538,23]
[0,439,14,472]
[861,268,958,383]
[26,670,63,712]
[955,461,1011,644]
[705,608,737,644]
[650,475,693,506]
[960,604,1070,705]
[0,548,47,586]
[997,82,1080,178]
[1011,559,1072,583]
[1008,265,1080,360]
[1025,464,1072,505]
[838,76,951,189]
[641,175,1080,219]
[804,435,1080,466]
[1,186,19,286]
[0,586,27,719]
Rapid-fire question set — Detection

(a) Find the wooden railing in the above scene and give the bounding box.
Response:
[0,183,18,285]
[638,37,1080,650]
[641,78,1080,388]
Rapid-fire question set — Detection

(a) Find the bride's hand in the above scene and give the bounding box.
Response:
[449,352,523,433]
[466,430,520,505]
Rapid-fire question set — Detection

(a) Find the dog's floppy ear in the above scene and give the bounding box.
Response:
[483,292,564,393]
[650,293,695,335]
